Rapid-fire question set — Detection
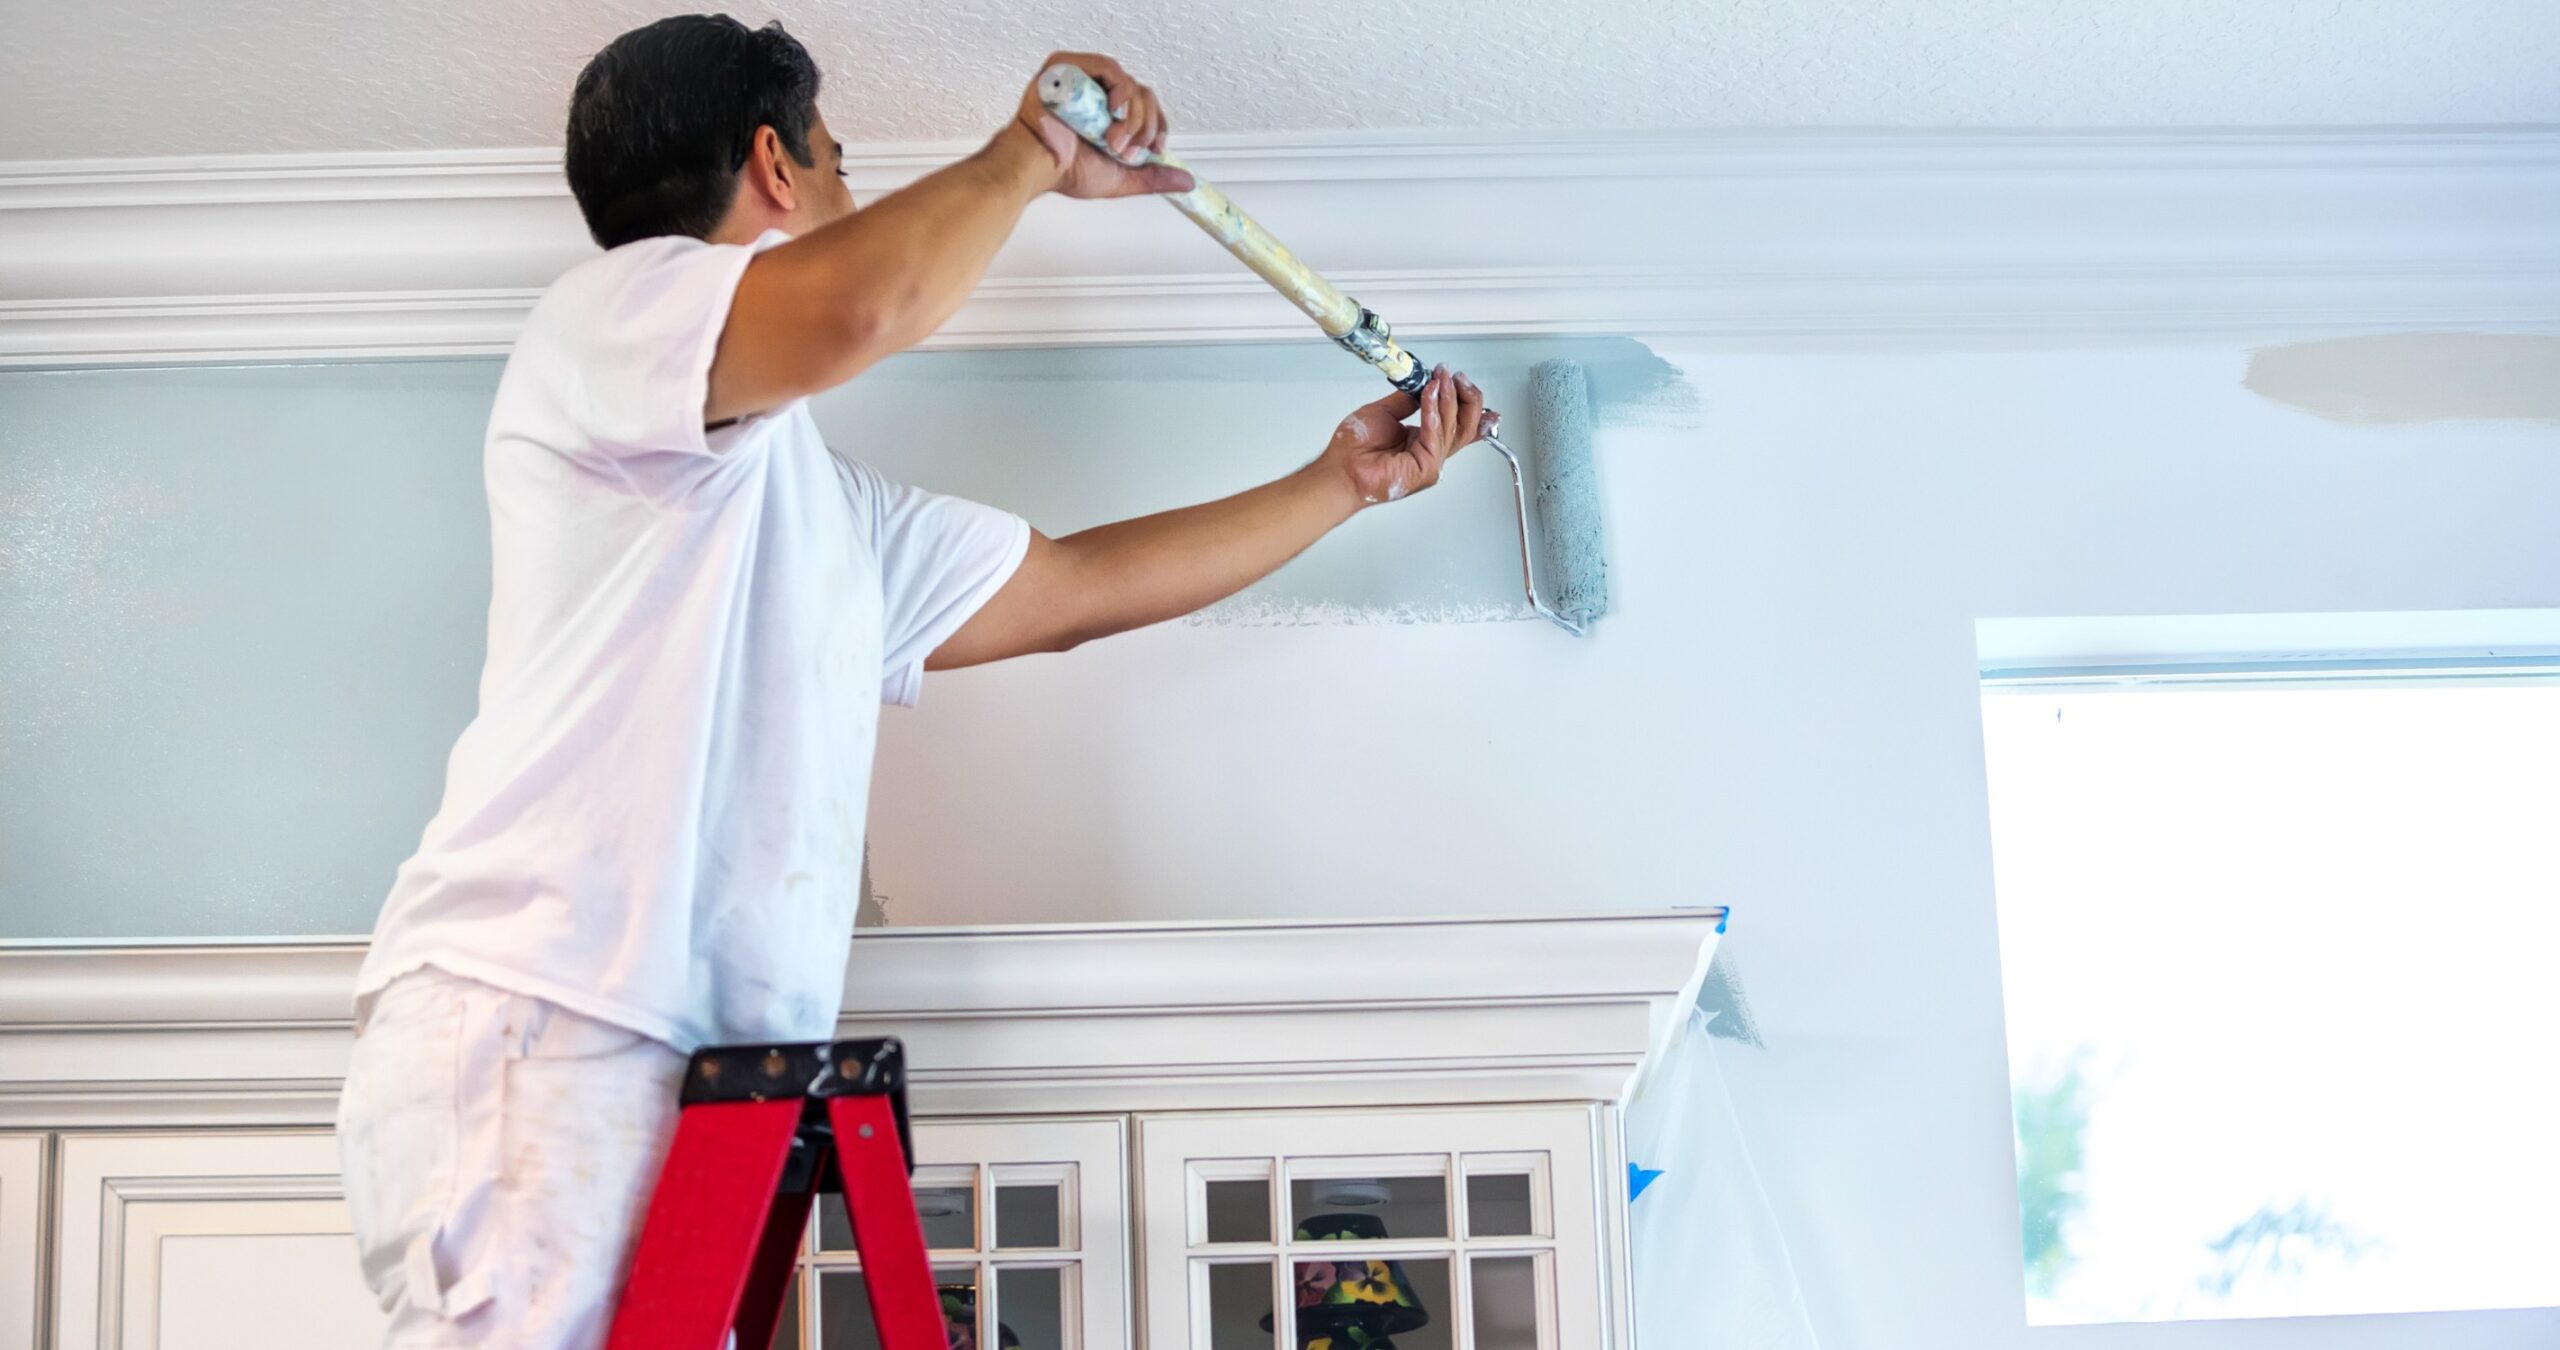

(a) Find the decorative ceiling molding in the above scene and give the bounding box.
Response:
[2,129,2555,367]
[0,910,1724,1125]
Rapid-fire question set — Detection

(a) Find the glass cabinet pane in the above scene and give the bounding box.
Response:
[934,1266,983,1350]
[994,1264,1073,1350]
[1470,1256,1541,1349]
[1201,1261,1276,1349]
[1203,1175,1271,1244]
[1288,1172,1449,1241]
[816,1270,879,1350]
[995,1175,1065,1250]
[1295,1255,1451,1350]
[1464,1171,1538,1238]
[914,1178,980,1251]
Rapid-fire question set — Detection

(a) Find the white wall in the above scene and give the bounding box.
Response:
[871,338,2560,1349]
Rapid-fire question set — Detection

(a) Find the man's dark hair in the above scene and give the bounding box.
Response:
[564,15,823,249]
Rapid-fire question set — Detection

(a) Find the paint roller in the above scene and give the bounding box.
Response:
[1037,64,1607,634]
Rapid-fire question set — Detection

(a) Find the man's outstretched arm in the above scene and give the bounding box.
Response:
[707,53,1191,425]
[929,368,1487,668]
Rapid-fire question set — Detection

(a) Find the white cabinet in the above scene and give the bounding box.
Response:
[0,914,1719,1350]
[1139,1106,1604,1350]
[23,1106,1610,1350]
[50,1131,386,1350]
[766,1101,1615,1348]
[0,1135,44,1350]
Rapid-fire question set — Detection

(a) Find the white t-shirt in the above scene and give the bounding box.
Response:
[356,229,1029,1051]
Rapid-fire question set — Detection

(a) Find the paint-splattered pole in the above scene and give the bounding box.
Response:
[1037,63,1428,394]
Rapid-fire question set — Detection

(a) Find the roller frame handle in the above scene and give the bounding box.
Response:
[1035,62,1428,393]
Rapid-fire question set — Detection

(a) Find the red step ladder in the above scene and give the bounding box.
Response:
[604,1037,946,1349]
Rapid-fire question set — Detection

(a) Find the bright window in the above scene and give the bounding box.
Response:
[1979,640,2560,1325]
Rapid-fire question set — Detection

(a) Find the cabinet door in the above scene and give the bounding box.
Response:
[0,1135,44,1350]
[1140,1106,1605,1350]
[782,1116,1130,1350]
[51,1131,386,1350]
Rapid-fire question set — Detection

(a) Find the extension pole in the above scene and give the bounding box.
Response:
[1036,64,1429,393]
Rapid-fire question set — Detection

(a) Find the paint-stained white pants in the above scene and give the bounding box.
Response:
[336,967,688,1349]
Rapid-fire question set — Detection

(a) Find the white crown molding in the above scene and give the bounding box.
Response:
[2,128,2554,366]
[0,910,1724,1126]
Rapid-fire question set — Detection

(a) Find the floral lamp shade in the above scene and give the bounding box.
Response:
[939,1283,1021,1350]
[1263,1213,1430,1348]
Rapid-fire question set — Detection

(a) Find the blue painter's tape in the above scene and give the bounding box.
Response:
[1628,1164,1665,1202]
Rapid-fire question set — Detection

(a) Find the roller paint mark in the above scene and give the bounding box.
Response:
[1190,595,1531,628]
[1182,334,1696,628]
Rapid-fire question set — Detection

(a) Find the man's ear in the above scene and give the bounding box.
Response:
[746,124,800,214]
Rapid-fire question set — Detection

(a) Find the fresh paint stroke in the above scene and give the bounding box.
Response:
[814,335,1697,626]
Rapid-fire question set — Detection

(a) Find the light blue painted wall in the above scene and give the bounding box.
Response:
[0,338,1596,939]
[0,361,497,939]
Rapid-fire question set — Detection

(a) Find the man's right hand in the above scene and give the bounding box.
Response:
[1011,52,1196,199]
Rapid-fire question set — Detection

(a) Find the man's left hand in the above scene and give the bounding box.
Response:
[1322,365,1486,508]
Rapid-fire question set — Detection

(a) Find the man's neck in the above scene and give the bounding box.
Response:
[707,212,789,247]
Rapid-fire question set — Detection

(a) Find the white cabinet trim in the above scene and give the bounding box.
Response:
[49,1130,370,1350]
[4,129,2554,366]
[0,911,1724,1126]
[0,1135,44,1350]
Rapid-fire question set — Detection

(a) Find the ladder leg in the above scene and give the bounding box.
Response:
[824,1095,945,1350]
[605,1097,803,1350]
[731,1184,815,1350]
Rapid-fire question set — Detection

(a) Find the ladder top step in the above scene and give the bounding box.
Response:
[680,1036,905,1106]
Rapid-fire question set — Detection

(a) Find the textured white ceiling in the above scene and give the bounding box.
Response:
[6,0,2559,160]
